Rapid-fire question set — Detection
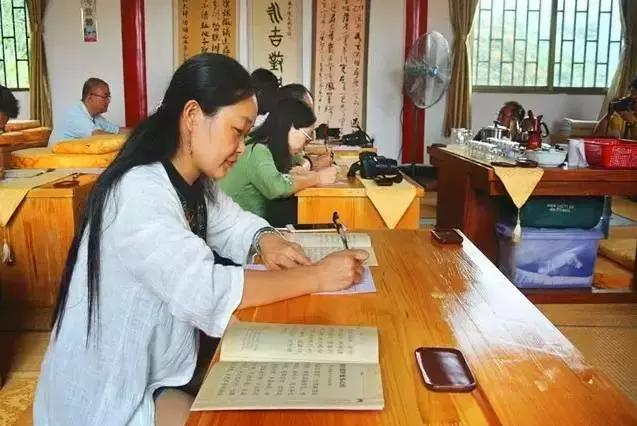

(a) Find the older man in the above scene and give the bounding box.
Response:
[48,77,129,146]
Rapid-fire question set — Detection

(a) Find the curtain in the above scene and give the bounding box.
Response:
[27,0,52,127]
[599,0,637,118]
[443,0,479,137]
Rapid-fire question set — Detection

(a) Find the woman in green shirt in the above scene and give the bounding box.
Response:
[219,98,337,221]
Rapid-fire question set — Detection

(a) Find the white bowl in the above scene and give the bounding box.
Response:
[525,149,567,167]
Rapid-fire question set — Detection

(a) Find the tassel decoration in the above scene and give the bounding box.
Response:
[512,209,522,243]
[2,238,13,265]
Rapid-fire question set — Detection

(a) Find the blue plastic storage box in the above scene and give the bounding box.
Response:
[495,223,603,289]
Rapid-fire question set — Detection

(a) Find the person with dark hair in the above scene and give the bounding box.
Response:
[219,98,338,225]
[48,77,130,146]
[594,74,637,140]
[279,83,314,109]
[497,101,525,127]
[473,100,525,141]
[34,54,365,426]
[277,83,333,171]
[250,68,280,128]
[0,84,19,131]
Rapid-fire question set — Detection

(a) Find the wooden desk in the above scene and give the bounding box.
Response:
[0,174,97,307]
[0,139,48,169]
[296,175,425,229]
[429,146,637,303]
[187,231,637,425]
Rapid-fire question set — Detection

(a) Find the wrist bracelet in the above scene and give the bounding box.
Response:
[252,227,283,255]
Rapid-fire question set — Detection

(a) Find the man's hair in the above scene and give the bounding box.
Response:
[503,101,525,121]
[0,85,19,118]
[82,78,109,101]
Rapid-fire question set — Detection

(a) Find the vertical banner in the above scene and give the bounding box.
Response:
[249,0,302,85]
[312,0,369,132]
[81,0,98,42]
[177,0,238,63]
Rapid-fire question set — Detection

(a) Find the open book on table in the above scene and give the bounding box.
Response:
[191,322,384,411]
[286,232,378,266]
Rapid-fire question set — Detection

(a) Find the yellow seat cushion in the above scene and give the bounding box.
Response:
[0,131,25,146]
[21,127,52,142]
[5,119,40,132]
[9,147,117,169]
[52,134,126,154]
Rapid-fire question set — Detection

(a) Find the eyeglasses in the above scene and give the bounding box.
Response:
[300,128,313,143]
[90,93,111,100]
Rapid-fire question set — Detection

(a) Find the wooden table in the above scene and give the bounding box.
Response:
[187,231,637,425]
[0,174,97,308]
[429,146,637,303]
[296,175,424,229]
[0,139,48,169]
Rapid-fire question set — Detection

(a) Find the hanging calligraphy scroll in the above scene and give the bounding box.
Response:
[177,0,238,63]
[249,0,302,85]
[312,0,369,132]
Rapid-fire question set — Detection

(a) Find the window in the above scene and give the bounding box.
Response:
[472,0,622,91]
[0,0,29,90]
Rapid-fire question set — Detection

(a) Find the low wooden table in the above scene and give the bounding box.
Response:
[0,174,97,308]
[187,231,637,425]
[429,146,637,303]
[296,175,424,229]
[0,139,48,169]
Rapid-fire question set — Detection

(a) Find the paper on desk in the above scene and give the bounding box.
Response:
[245,264,376,295]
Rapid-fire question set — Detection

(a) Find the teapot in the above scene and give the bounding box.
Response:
[520,110,550,149]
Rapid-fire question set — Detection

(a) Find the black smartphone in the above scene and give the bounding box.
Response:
[415,347,476,392]
[431,229,463,244]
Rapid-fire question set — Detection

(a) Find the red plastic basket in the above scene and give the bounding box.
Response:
[583,138,637,169]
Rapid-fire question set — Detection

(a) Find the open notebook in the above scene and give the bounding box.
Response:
[286,232,378,266]
[191,322,384,411]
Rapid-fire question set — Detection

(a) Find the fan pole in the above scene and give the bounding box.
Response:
[410,102,418,178]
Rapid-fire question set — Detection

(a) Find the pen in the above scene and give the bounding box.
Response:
[332,211,349,249]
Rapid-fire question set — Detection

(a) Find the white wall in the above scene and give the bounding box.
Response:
[45,0,125,126]
[365,0,406,158]
[13,91,30,120]
[144,0,174,112]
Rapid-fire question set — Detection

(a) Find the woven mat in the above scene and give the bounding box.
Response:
[599,239,636,270]
[537,304,637,403]
[0,374,37,426]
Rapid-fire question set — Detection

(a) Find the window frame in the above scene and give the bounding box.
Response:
[472,0,618,95]
[0,0,30,91]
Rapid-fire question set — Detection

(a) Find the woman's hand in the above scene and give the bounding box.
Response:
[315,250,368,292]
[258,233,311,270]
[312,153,334,170]
[317,166,338,185]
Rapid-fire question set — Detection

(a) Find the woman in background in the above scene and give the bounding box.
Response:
[251,68,280,129]
[219,98,338,226]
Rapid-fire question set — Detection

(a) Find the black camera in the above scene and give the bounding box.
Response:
[341,124,374,147]
[347,152,403,186]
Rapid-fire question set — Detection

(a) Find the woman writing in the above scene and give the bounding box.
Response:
[219,98,338,225]
[34,54,365,426]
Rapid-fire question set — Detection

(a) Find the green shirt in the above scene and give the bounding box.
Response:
[219,143,295,218]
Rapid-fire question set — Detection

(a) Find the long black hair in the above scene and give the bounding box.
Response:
[279,83,313,105]
[249,98,315,173]
[53,53,254,338]
[251,68,280,115]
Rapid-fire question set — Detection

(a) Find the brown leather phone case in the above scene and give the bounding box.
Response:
[415,347,476,392]
[431,229,464,244]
